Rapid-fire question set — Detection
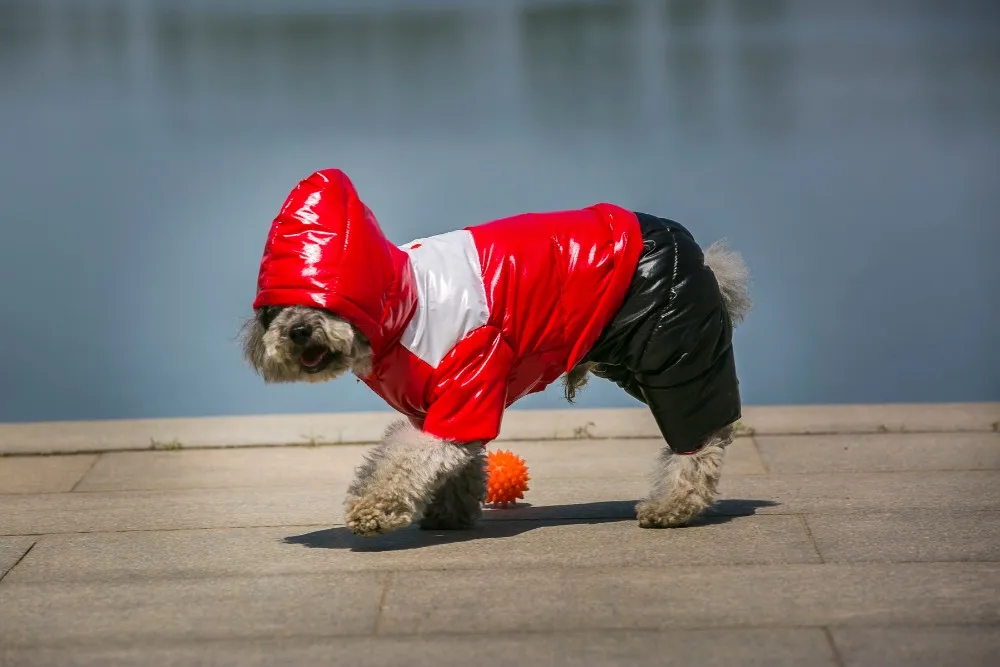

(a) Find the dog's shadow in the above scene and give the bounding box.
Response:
[283,498,779,552]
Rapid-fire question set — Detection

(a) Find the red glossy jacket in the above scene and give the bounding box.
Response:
[254,169,643,444]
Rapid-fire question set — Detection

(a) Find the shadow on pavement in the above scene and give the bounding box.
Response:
[283,498,779,552]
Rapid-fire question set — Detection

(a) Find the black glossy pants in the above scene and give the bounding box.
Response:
[583,213,741,453]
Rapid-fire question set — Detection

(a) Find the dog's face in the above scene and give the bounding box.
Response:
[240,305,372,383]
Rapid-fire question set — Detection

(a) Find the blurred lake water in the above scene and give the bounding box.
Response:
[1,0,997,421]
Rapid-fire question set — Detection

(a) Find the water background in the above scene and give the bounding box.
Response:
[1,0,997,422]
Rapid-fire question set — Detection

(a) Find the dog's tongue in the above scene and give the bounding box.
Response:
[300,348,326,368]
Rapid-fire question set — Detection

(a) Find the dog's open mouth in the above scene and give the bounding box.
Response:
[299,346,335,373]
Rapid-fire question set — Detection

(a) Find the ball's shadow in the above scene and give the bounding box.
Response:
[283,498,778,552]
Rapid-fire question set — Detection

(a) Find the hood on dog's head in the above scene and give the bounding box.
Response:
[253,169,416,356]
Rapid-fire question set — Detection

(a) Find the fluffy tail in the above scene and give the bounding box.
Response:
[704,240,752,326]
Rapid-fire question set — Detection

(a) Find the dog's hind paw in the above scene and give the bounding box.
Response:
[344,496,414,537]
[635,498,706,528]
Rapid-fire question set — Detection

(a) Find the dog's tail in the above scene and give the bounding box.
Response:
[704,240,752,326]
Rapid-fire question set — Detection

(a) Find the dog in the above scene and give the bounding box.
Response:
[241,169,751,536]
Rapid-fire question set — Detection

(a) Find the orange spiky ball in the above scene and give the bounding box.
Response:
[485,449,530,508]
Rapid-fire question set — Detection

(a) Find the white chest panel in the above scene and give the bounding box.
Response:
[399,230,490,368]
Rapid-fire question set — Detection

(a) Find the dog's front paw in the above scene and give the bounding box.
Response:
[344,495,414,537]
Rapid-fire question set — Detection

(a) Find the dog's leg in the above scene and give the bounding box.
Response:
[419,448,486,530]
[562,362,596,403]
[636,427,732,528]
[344,420,477,537]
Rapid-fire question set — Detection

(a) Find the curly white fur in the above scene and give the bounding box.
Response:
[704,239,752,326]
[636,427,732,528]
[344,420,484,536]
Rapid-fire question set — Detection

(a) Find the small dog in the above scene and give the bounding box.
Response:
[241,169,751,536]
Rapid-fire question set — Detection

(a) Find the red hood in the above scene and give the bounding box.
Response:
[252,169,415,356]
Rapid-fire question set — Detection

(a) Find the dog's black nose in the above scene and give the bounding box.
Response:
[289,324,313,345]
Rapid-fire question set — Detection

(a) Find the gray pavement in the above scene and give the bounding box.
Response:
[2,426,999,666]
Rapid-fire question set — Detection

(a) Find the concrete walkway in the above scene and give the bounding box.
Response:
[1,411,999,665]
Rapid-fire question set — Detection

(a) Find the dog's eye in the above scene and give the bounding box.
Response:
[258,307,278,329]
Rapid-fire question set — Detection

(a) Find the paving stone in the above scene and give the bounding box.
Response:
[831,626,1000,667]
[484,471,1000,519]
[806,510,1000,563]
[0,572,386,648]
[0,537,35,580]
[489,477,771,520]
[0,455,97,494]
[742,402,1000,435]
[511,437,766,477]
[0,476,653,535]
[756,432,1000,474]
[5,424,999,663]
[721,438,767,475]
[64,439,762,497]
[0,629,836,667]
[6,470,998,535]
[5,515,818,584]
[70,439,762,495]
[379,563,1000,634]
[0,475,757,536]
[718,471,1000,514]
[75,446,367,492]
[0,485,347,535]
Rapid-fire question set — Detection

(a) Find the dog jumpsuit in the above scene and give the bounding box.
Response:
[253,169,741,454]
[582,213,741,452]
